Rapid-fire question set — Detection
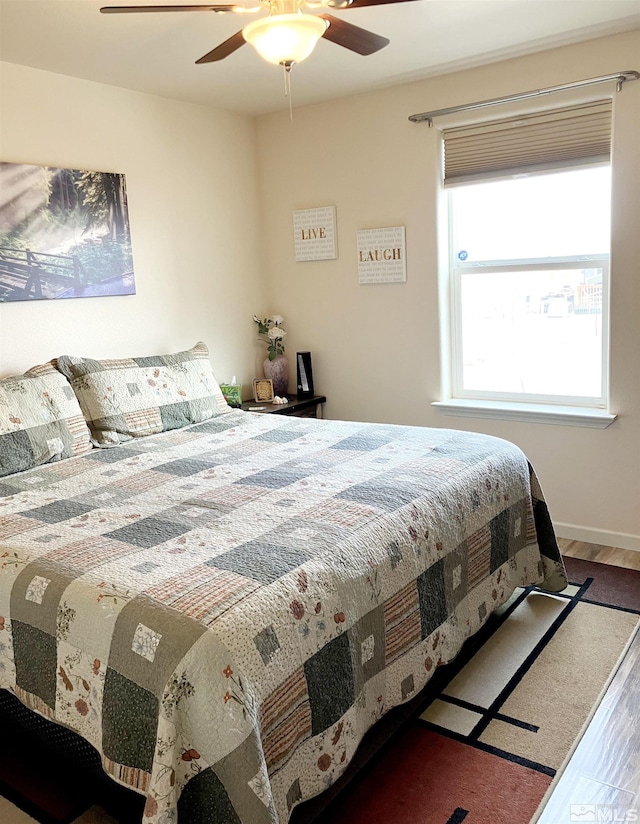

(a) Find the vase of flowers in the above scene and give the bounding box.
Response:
[253,314,289,396]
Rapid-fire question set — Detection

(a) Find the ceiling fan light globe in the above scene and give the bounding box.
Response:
[243,14,327,64]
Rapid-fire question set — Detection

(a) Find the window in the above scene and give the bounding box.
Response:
[450,167,610,406]
[438,102,615,425]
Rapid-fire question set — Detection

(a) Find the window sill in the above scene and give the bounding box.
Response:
[431,399,617,429]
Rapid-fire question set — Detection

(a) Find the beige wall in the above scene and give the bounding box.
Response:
[0,62,266,389]
[256,31,640,549]
[1,35,638,549]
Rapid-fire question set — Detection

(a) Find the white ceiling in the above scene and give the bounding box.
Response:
[1,0,639,116]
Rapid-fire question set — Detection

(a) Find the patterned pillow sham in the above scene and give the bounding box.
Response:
[56,341,230,446]
[0,361,93,477]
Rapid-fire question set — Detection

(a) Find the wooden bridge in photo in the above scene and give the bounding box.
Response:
[0,246,85,301]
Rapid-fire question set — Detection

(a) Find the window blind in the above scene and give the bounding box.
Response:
[442,100,612,186]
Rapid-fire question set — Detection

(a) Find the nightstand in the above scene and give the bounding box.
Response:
[241,394,326,418]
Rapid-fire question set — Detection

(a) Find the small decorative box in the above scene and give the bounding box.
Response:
[220,384,242,408]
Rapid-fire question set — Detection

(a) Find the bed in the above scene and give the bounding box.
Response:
[0,344,567,824]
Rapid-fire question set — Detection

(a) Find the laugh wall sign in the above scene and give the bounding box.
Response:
[357,226,406,284]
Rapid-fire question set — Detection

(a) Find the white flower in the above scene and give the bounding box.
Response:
[253,312,286,356]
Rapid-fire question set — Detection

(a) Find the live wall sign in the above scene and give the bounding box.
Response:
[293,206,338,261]
[357,226,406,284]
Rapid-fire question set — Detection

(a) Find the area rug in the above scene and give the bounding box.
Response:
[309,557,640,824]
[1,557,638,824]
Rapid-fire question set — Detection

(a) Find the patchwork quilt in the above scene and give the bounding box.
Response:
[0,412,567,823]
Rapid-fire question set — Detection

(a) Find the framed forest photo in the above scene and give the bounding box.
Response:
[0,161,136,302]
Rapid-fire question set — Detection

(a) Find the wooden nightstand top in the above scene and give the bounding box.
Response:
[241,394,326,417]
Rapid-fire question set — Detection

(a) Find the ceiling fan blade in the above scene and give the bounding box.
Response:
[100,5,243,13]
[319,14,388,55]
[326,0,419,6]
[196,30,246,62]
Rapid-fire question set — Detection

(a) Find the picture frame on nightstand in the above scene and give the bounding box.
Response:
[253,379,275,403]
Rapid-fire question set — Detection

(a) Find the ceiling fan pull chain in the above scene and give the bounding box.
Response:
[283,62,294,121]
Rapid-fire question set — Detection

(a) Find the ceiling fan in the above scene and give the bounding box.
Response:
[100,0,418,70]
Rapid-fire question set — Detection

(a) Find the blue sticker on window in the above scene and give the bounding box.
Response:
[458,250,468,261]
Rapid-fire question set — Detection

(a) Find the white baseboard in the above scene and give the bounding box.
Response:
[554,522,640,553]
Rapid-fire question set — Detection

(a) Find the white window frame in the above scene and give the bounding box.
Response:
[451,253,611,407]
[433,185,616,429]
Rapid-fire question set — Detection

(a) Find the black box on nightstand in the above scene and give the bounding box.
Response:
[296,352,314,398]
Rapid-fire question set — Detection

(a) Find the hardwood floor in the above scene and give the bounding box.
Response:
[559,537,640,571]
[536,539,640,824]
